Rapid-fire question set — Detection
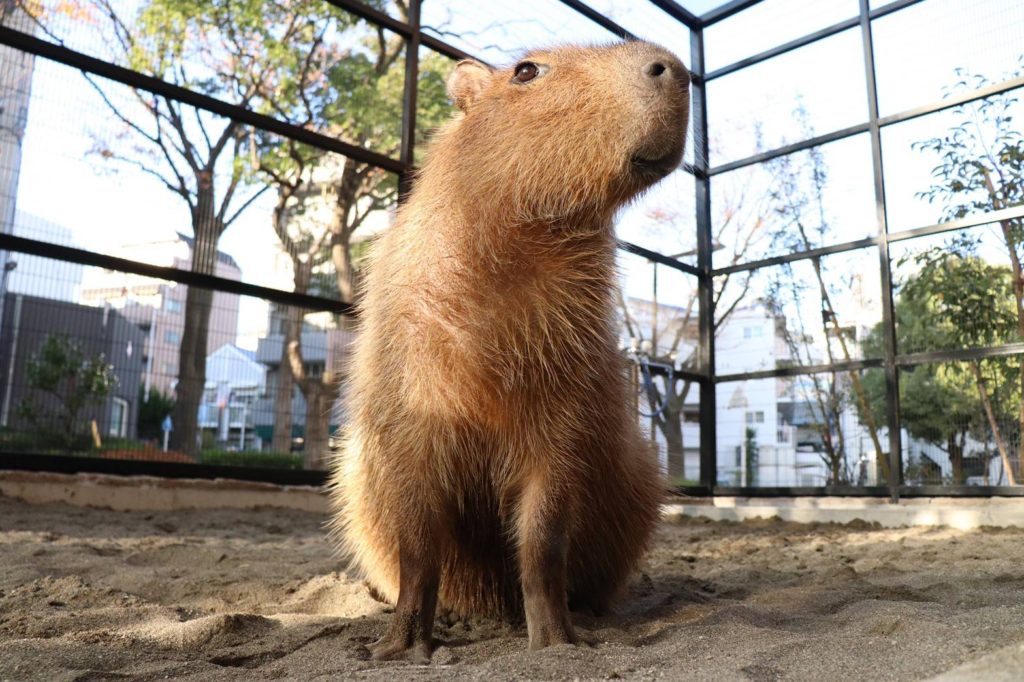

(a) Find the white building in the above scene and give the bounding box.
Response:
[198,344,267,451]
[623,293,884,487]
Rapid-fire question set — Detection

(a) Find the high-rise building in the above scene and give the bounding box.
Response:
[78,233,242,396]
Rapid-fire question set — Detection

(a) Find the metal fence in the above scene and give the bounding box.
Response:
[1,0,1022,498]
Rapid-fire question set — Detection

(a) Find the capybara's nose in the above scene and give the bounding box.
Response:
[644,60,668,78]
[638,49,690,91]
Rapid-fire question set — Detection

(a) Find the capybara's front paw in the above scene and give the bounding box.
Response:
[527,619,577,651]
[370,636,434,663]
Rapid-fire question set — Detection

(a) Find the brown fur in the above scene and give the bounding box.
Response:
[326,42,690,660]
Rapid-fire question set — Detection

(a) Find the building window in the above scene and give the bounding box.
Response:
[110,398,128,438]
[745,411,764,424]
[164,299,182,313]
[165,330,181,344]
[743,326,764,339]
[164,362,176,375]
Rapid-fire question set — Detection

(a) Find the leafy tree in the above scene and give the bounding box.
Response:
[253,4,454,467]
[20,0,377,454]
[910,58,1024,480]
[861,238,1020,483]
[19,334,118,450]
[19,0,438,460]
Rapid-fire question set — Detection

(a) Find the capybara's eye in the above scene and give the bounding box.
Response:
[512,62,541,84]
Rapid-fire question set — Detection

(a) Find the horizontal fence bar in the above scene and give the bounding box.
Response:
[704,0,928,81]
[647,0,701,31]
[896,342,1024,367]
[681,153,1023,313]
[0,453,329,486]
[327,0,479,62]
[557,0,637,40]
[709,122,869,176]
[641,362,710,383]
[326,0,409,34]
[700,0,762,27]
[713,341,1024,385]
[897,485,1024,497]
[705,15,860,81]
[706,485,1024,497]
[714,205,1024,279]
[713,236,879,276]
[710,486,892,497]
[888,204,1024,243]
[715,357,882,384]
[616,239,702,276]
[680,162,702,178]
[0,26,407,175]
[675,367,710,383]
[421,31,480,63]
[869,0,928,21]
[667,485,714,497]
[0,234,354,315]
[878,74,1024,128]
[709,74,1024,177]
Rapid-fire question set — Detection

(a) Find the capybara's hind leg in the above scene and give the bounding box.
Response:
[369,517,444,662]
[516,474,577,650]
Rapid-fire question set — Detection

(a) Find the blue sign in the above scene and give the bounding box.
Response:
[161,415,173,433]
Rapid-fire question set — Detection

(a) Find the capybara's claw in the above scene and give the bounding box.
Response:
[369,636,434,663]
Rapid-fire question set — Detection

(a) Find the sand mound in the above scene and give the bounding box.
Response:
[278,571,386,618]
[123,613,279,651]
[4,494,1024,680]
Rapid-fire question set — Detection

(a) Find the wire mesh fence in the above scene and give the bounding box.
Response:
[1,0,1023,495]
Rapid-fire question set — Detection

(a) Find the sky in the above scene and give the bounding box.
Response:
[4,0,1024,352]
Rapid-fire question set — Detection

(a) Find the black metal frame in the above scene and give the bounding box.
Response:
[0,0,1021,496]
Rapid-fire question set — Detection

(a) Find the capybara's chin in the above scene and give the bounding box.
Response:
[328,42,689,662]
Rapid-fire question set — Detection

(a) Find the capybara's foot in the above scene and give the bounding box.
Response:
[527,616,577,651]
[370,635,434,663]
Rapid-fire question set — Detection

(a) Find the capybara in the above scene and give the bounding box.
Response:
[327,41,690,661]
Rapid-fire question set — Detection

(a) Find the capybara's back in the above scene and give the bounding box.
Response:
[327,42,690,660]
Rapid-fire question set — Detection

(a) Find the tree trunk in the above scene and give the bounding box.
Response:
[651,378,690,482]
[270,305,299,453]
[980,170,1024,484]
[170,178,221,454]
[948,432,964,484]
[970,360,1017,485]
[300,380,332,470]
[331,230,356,304]
[1018,354,1024,483]
[810,257,887,481]
[662,409,685,481]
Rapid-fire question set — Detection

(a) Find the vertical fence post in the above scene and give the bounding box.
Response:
[859,0,902,500]
[398,0,421,200]
[691,27,717,491]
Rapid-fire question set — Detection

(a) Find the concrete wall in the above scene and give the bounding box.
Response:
[5,470,1024,530]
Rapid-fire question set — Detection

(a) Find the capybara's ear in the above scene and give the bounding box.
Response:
[447,60,494,112]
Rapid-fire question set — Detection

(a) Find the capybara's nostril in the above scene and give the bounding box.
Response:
[644,61,667,78]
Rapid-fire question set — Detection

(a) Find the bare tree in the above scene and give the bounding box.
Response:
[619,169,767,482]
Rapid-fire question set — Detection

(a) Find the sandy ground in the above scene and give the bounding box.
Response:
[4,495,1024,681]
